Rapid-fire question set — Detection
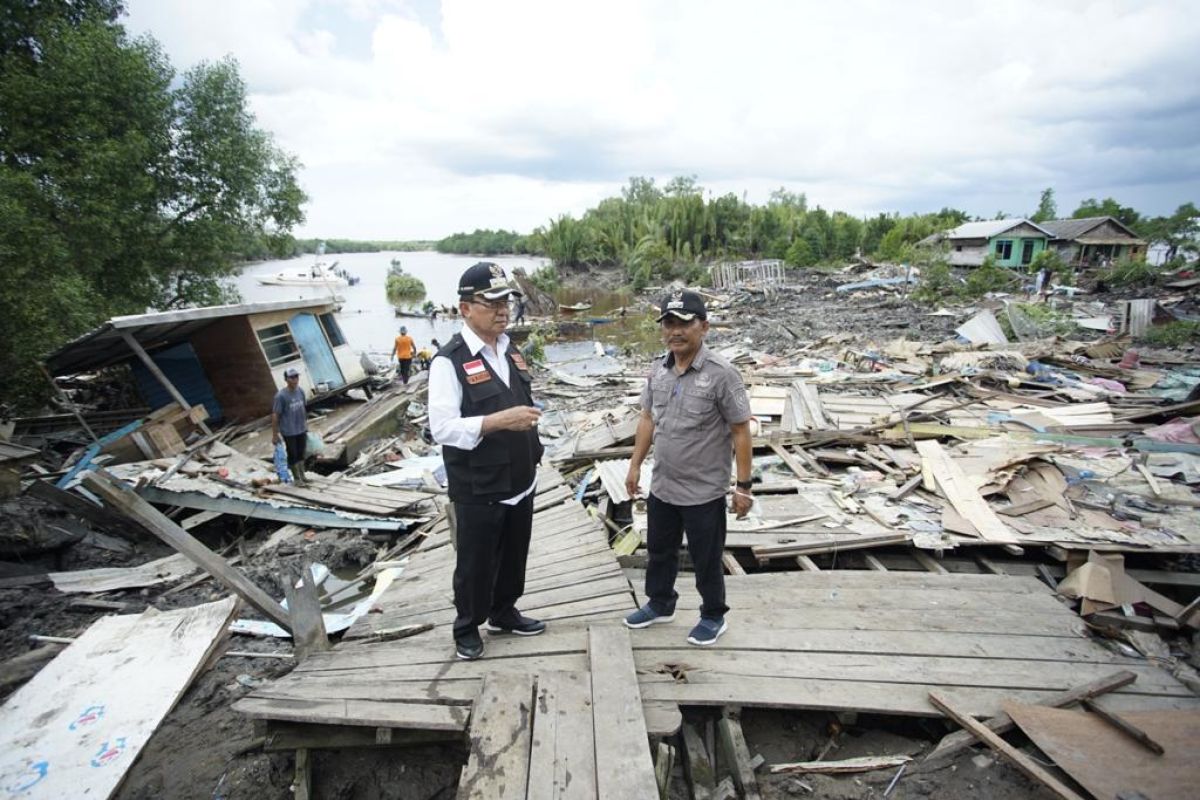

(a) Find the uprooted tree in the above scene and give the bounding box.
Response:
[0,2,306,409]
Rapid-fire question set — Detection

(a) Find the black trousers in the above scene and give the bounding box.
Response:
[645,493,729,620]
[451,494,535,640]
[282,432,307,468]
[398,358,413,383]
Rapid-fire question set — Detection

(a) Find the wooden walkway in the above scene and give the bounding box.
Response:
[633,571,1200,718]
[236,471,1199,796]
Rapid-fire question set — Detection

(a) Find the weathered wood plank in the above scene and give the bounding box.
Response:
[457,672,534,800]
[589,624,658,799]
[527,671,597,800]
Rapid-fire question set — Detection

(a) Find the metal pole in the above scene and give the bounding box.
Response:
[38,363,99,444]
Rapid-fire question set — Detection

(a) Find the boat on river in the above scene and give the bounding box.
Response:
[258,261,357,287]
[558,301,593,312]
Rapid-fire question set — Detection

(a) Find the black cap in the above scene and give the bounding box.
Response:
[655,289,707,322]
[458,262,522,300]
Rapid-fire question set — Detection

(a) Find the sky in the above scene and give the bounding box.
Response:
[124,0,1200,240]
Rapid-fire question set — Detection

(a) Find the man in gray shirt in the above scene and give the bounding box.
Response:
[624,289,753,646]
[271,367,310,485]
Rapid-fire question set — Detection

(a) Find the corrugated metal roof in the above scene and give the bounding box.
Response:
[45,297,345,376]
[594,457,652,504]
[1038,216,1143,243]
[942,218,1052,240]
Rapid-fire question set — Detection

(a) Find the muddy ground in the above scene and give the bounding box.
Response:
[2,264,1196,798]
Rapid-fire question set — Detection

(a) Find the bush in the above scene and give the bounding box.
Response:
[385,264,426,302]
[529,264,559,293]
[1029,249,1073,286]
[1104,256,1160,288]
[1141,320,1200,346]
[964,255,1019,297]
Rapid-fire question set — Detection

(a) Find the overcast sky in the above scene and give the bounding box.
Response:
[125,0,1200,240]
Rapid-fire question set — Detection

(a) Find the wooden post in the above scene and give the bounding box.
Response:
[38,363,98,443]
[293,748,312,800]
[119,330,212,435]
[281,562,330,661]
[716,711,762,800]
[81,469,292,633]
[681,723,715,800]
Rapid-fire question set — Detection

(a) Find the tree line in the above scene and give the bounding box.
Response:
[0,1,305,409]
[437,178,1199,288]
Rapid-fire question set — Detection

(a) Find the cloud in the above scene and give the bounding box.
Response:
[124,0,1200,238]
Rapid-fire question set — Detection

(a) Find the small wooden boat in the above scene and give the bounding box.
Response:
[558,301,593,312]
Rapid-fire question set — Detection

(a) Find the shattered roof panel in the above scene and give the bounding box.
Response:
[45,297,345,376]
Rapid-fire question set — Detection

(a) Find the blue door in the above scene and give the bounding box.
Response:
[290,312,345,389]
[130,341,224,420]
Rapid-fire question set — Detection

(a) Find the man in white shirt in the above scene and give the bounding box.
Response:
[429,262,545,661]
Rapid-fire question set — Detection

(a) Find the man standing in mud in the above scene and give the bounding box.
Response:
[429,262,546,661]
[391,325,416,384]
[624,289,753,646]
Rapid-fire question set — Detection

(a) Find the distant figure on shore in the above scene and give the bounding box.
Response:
[392,325,416,384]
[513,296,527,324]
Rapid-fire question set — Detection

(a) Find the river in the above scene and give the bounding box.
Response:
[232,251,552,356]
[233,251,658,362]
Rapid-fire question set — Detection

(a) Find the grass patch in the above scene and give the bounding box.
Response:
[1141,320,1200,346]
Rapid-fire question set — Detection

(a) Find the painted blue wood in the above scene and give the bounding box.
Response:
[130,342,224,420]
[56,420,143,488]
[290,312,345,389]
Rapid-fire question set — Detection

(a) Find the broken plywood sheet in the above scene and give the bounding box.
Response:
[0,597,237,799]
[915,440,1017,544]
[1005,703,1200,800]
[955,308,1007,345]
[48,553,196,594]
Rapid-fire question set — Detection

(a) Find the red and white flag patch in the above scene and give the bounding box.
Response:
[463,359,486,376]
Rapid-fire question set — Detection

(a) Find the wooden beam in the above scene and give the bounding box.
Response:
[120,330,212,435]
[928,691,1086,800]
[795,555,821,572]
[716,712,762,800]
[681,723,715,800]
[722,552,746,576]
[293,748,312,800]
[81,469,292,634]
[862,553,888,572]
[925,670,1137,762]
[282,563,330,661]
[1079,699,1165,755]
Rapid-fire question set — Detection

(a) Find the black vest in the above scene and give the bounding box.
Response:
[438,334,544,503]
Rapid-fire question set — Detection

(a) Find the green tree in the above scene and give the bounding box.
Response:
[1031,187,1057,222]
[1144,202,1200,261]
[1071,197,1141,229]
[0,9,305,407]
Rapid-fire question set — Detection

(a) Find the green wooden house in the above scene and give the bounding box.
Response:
[922,218,1051,267]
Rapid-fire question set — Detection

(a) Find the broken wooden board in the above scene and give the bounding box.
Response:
[457,673,535,800]
[0,597,237,800]
[47,553,196,594]
[1005,703,1200,800]
[915,440,1017,544]
[590,624,659,800]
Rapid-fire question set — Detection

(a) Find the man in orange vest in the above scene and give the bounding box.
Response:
[391,325,416,384]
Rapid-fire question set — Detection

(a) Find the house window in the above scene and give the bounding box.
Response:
[256,323,301,367]
[995,240,1013,260]
[319,313,346,348]
[955,245,963,252]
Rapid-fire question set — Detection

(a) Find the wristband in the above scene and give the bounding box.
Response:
[735,479,753,490]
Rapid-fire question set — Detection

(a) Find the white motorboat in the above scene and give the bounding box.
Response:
[258,261,351,287]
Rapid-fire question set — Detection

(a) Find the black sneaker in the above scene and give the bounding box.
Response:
[455,629,484,660]
[483,612,546,636]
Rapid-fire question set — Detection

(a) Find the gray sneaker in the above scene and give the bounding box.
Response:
[623,604,675,629]
[687,617,727,646]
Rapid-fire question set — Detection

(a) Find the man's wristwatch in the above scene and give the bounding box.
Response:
[735,480,753,490]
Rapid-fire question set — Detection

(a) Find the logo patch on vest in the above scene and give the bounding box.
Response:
[510,352,528,371]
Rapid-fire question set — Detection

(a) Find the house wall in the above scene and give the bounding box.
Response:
[989,232,1046,268]
[191,316,277,421]
[244,307,366,398]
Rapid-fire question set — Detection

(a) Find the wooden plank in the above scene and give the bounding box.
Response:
[911,550,949,575]
[795,555,821,572]
[722,551,746,576]
[681,722,715,800]
[717,713,762,800]
[457,672,535,800]
[862,553,888,571]
[770,443,810,479]
[925,670,1138,761]
[527,671,597,800]
[293,748,312,800]
[81,470,293,634]
[0,598,236,799]
[180,508,221,530]
[1079,698,1165,755]
[927,691,1087,800]
[283,564,330,661]
[233,695,471,731]
[589,625,658,799]
[915,440,1016,543]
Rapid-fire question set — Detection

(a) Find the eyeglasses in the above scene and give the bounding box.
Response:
[468,296,515,311]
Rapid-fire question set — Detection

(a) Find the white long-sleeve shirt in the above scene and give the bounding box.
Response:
[428,325,536,505]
